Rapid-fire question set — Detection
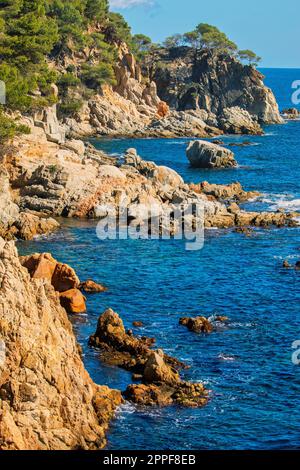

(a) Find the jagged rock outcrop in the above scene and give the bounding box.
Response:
[190,181,259,202]
[0,166,59,241]
[65,46,166,138]
[20,252,87,314]
[89,309,208,408]
[186,140,237,168]
[179,316,213,334]
[218,107,263,135]
[0,239,122,450]
[154,48,283,131]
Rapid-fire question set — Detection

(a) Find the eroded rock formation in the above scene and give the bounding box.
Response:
[20,252,87,314]
[186,140,237,168]
[90,309,208,408]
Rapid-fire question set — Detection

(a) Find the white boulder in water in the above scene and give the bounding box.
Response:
[186,140,237,169]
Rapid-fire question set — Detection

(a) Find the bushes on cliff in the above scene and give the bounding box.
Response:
[0,109,30,144]
[238,49,261,66]
[80,63,116,90]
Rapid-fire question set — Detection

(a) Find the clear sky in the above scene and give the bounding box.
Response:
[109,0,299,68]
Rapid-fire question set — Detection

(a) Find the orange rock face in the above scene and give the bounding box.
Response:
[157,101,169,118]
[20,253,80,292]
[20,253,57,281]
[52,263,80,292]
[59,289,87,314]
[19,253,84,314]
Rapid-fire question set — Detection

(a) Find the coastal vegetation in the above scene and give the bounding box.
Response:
[0,1,261,125]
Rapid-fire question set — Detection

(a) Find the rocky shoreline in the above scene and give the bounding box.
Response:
[0,38,298,451]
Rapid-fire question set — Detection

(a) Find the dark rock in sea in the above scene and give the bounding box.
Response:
[283,260,292,268]
[281,108,299,119]
[133,321,144,327]
[228,141,252,147]
[90,309,208,408]
[80,279,108,293]
[295,261,300,270]
[154,48,282,126]
[179,316,213,334]
[124,380,208,408]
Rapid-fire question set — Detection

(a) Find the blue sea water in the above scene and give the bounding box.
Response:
[18,69,300,450]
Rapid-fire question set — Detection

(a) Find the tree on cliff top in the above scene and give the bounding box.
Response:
[183,23,237,54]
[238,49,261,66]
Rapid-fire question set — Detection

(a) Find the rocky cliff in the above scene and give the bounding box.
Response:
[63,44,164,138]
[0,238,122,450]
[154,48,283,133]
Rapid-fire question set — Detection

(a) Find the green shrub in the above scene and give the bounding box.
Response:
[80,63,116,90]
[58,98,83,118]
[0,110,31,144]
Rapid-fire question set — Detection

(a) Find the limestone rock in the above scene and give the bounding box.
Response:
[0,168,19,229]
[218,107,263,135]
[13,212,60,241]
[193,181,259,202]
[186,140,237,168]
[98,165,126,180]
[0,239,121,450]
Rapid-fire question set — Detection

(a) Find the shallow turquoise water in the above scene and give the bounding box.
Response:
[18,69,300,450]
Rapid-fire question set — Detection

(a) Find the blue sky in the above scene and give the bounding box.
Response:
[109,0,299,68]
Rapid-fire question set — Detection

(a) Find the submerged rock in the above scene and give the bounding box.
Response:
[179,316,213,334]
[80,279,108,293]
[0,238,122,450]
[186,140,237,168]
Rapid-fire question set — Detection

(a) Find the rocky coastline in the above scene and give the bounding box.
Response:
[0,24,298,451]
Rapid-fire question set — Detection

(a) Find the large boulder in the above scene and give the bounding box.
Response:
[19,253,85,313]
[20,253,80,292]
[186,140,237,168]
[59,289,87,314]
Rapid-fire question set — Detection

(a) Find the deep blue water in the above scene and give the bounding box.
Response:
[18,69,300,450]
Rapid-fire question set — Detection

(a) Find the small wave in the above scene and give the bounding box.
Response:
[218,353,236,361]
[260,193,300,211]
